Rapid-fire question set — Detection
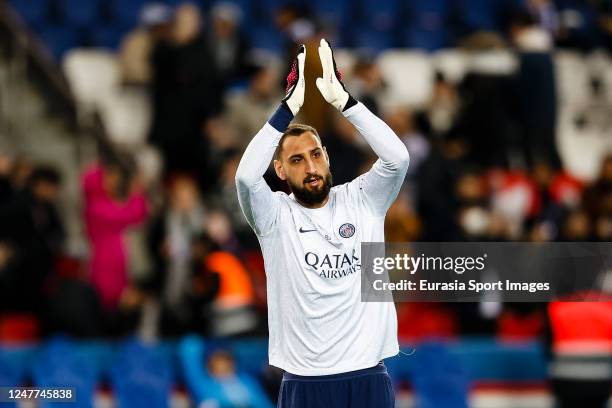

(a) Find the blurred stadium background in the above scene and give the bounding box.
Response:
[0,0,611,406]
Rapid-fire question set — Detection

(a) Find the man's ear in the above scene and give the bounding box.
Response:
[273,159,287,180]
[323,146,330,165]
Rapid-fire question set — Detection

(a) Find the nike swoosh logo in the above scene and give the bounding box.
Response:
[299,227,317,233]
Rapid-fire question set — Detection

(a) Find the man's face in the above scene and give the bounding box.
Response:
[274,132,333,207]
[251,69,277,99]
[33,181,59,203]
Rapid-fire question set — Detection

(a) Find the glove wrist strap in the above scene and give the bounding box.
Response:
[268,103,294,132]
[342,93,358,112]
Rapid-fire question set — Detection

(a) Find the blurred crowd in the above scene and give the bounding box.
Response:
[0,0,611,359]
[1,1,612,406]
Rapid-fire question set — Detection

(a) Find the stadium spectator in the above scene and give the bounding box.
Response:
[527,161,583,240]
[384,193,422,242]
[322,114,369,186]
[558,209,593,241]
[547,300,612,408]
[599,0,612,52]
[453,169,487,233]
[454,36,516,168]
[208,150,257,249]
[44,256,144,338]
[0,154,12,203]
[347,56,386,115]
[149,3,222,177]
[82,159,148,310]
[147,175,210,335]
[208,2,252,88]
[0,165,65,316]
[594,214,612,240]
[225,64,281,149]
[416,138,467,241]
[510,10,561,169]
[490,170,539,239]
[385,108,431,181]
[526,0,559,36]
[204,349,274,407]
[118,2,173,86]
[554,0,601,51]
[7,155,34,194]
[274,5,316,54]
[205,209,241,253]
[583,153,612,221]
[425,72,460,141]
[204,246,258,337]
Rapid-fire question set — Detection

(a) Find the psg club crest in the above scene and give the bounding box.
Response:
[339,223,355,238]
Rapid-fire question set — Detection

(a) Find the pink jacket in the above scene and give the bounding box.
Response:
[82,165,148,310]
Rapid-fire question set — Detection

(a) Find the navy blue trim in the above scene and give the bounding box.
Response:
[282,362,387,382]
[342,94,358,112]
[268,104,294,132]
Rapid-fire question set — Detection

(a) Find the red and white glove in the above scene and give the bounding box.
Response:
[282,44,306,116]
[315,39,357,112]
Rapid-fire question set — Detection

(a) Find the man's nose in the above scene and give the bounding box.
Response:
[305,158,317,173]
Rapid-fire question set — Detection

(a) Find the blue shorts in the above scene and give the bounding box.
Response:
[277,362,395,408]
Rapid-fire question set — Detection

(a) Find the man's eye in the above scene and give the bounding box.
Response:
[291,158,301,164]
[313,152,321,158]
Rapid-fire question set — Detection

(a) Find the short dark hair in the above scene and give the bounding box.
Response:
[28,165,61,187]
[274,124,321,161]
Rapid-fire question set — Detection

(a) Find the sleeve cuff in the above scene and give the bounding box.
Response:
[342,101,366,118]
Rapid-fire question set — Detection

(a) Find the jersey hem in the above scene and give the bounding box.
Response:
[269,345,400,376]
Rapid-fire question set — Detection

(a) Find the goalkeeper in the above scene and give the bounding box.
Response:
[235,39,409,408]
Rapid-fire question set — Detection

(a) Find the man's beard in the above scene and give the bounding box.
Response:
[288,172,333,207]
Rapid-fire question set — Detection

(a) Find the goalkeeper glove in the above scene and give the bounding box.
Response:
[282,44,306,116]
[315,38,357,112]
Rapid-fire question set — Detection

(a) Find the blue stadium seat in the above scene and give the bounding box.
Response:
[79,341,116,381]
[452,339,547,381]
[359,0,399,31]
[178,336,208,403]
[404,0,451,51]
[228,338,269,377]
[0,344,36,407]
[9,0,50,26]
[409,343,469,408]
[36,25,80,59]
[161,0,185,6]
[33,337,99,408]
[110,0,148,26]
[109,338,174,408]
[351,28,396,53]
[384,352,412,386]
[90,25,126,50]
[248,25,284,54]
[253,0,285,21]
[313,0,352,30]
[58,0,102,27]
[457,0,505,32]
[402,27,450,52]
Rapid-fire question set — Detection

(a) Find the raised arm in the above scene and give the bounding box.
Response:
[344,103,410,215]
[235,45,306,236]
[315,39,409,215]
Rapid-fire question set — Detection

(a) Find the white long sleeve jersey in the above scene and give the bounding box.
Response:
[235,102,410,376]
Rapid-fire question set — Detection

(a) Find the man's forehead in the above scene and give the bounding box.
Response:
[282,132,322,157]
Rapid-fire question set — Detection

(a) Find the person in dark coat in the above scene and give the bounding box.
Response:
[510,10,561,169]
[149,4,223,178]
[0,166,65,314]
